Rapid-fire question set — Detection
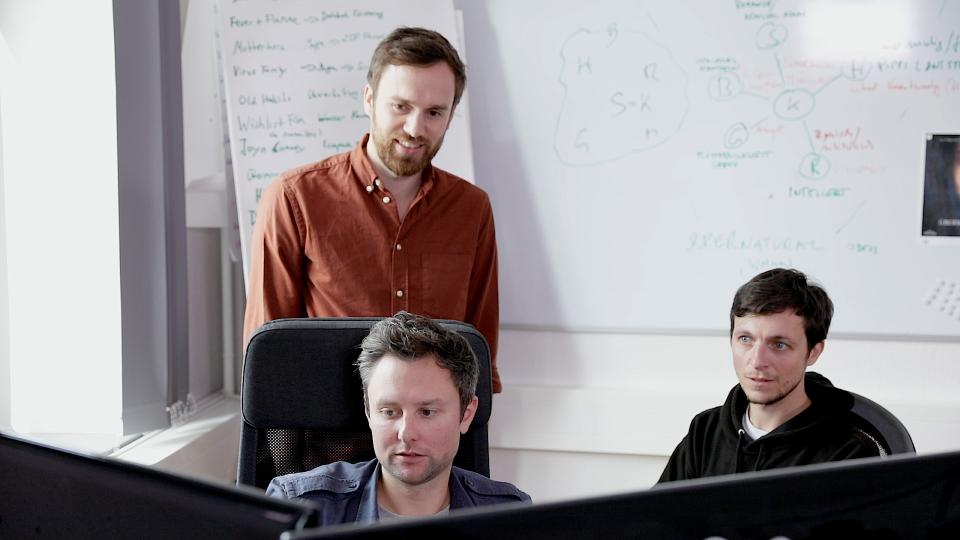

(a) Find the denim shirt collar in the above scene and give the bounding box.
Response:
[356,464,481,523]
[448,468,478,510]
[354,463,382,524]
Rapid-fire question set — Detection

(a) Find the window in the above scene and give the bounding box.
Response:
[0,1,196,452]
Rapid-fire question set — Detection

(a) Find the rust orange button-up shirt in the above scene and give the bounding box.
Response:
[243,135,501,392]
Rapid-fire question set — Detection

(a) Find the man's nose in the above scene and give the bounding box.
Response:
[397,414,419,443]
[403,112,426,139]
[747,343,768,368]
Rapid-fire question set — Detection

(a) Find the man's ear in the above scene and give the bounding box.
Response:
[459,396,478,434]
[806,340,825,367]
[362,84,374,116]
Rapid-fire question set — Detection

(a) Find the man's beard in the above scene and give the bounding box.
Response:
[746,375,803,406]
[383,452,448,486]
[371,124,444,177]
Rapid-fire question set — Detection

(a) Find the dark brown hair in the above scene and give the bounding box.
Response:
[367,27,467,109]
[730,268,833,350]
[356,311,478,414]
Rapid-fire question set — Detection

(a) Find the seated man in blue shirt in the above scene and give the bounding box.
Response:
[266,312,530,524]
[659,268,883,483]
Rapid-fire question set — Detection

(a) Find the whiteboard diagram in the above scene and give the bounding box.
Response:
[554,25,689,165]
[460,0,960,336]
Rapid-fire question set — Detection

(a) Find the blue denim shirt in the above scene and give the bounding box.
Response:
[266,459,531,526]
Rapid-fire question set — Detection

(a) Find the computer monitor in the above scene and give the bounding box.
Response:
[0,430,317,539]
[285,451,960,539]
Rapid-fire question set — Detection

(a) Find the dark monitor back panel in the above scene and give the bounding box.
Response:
[0,431,316,539]
[290,451,960,540]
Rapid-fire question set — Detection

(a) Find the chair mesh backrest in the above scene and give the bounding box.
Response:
[256,429,376,487]
[239,317,492,489]
[804,372,915,457]
[849,392,916,456]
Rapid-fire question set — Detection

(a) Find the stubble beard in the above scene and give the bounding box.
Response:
[745,374,804,407]
[383,453,447,487]
[371,122,444,178]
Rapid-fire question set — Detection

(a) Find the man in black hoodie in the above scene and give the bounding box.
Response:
[659,268,883,483]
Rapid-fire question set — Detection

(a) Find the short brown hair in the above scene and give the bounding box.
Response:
[367,27,467,109]
[356,311,478,415]
[730,268,834,351]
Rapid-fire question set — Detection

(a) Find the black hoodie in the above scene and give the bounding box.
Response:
[659,372,883,483]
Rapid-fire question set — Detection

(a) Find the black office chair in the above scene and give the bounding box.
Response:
[849,390,916,456]
[237,317,493,489]
[808,371,915,456]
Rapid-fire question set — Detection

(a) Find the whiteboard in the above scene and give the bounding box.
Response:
[215,0,474,283]
[455,0,960,337]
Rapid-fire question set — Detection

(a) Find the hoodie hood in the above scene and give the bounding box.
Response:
[722,371,858,472]
[724,371,855,442]
[658,371,883,482]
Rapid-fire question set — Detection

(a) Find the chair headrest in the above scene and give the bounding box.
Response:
[242,318,493,431]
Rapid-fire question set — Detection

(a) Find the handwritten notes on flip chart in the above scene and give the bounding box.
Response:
[455,0,960,336]
[216,0,471,281]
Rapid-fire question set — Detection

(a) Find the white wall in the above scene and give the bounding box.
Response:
[488,328,960,503]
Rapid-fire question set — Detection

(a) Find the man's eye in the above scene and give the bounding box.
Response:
[420,409,436,418]
[380,409,397,418]
[773,342,787,350]
[738,336,751,344]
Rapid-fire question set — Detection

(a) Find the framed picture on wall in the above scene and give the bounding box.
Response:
[920,133,960,243]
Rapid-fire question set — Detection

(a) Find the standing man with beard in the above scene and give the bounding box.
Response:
[244,27,503,392]
[265,312,529,524]
[658,268,882,483]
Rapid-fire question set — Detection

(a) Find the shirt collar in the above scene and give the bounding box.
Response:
[447,467,474,510]
[355,462,381,524]
[360,463,467,521]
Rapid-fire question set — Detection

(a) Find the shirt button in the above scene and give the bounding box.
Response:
[365,185,373,193]
[375,179,382,187]
[382,196,391,204]
[396,290,403,298]
[395,243,402,251]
